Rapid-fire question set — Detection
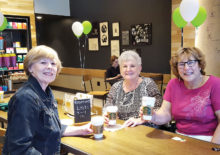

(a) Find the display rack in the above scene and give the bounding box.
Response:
[0,15,31,91]
[0,15,31,74]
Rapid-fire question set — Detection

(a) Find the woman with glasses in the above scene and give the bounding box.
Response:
[148,47,220,144]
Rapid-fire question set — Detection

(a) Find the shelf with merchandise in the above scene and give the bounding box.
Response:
[0,15,31,75]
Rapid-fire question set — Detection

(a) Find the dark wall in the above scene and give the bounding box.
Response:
[36,15,81,67]
[36,0,171,73]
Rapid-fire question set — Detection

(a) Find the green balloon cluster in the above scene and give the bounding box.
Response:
[191,6,207,27]
[72,20,92,38]
[82,21,92,35]
[172,7,187,28]
[0,17,7,31]
[172,6,207,28]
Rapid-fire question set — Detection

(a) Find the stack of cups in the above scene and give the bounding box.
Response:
[106,106,118,126]
[0,37,4,50]
[142,96,156,121]
[91,116,104,139]
[10,53,17,67]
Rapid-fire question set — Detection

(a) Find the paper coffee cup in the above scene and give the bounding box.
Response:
[142,96,155,120]
[106,106,118,126]
[91,116,104,139]
[0,91,4,103]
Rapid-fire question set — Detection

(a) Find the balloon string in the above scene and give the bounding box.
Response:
[78,38,83,68]
[181,28,183,47]
[83,35,87,68]
[195,27,198,44]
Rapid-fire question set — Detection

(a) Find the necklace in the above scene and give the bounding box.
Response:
[123,77,140,93]
[116,77,142,107]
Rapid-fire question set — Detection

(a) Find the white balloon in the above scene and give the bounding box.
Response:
[180,0,199,22]
[0,12,4,27]
[72,21,83,37]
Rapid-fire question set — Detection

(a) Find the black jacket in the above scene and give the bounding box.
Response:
[3,75,67,155]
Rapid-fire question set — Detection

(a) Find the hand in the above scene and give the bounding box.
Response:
[150,110,157,124]
[103,111,109,125]
[79,123,93,135]
[116,74,121,78]
[123,117,145,127]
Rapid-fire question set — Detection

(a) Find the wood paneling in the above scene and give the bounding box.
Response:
[61,67,106,78]
[171,0,195,78]
[0,0,37,47]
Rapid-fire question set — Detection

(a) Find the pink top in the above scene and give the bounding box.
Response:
[164,75,220,135]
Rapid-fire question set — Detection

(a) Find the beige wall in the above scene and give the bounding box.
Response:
[196,0,220,77]
[0,0,37,46]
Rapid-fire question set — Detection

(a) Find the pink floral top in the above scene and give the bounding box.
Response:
[164,75,220,135]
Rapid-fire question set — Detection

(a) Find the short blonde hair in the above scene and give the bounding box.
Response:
[170,47,206,79]
[24,45,62,76]
[118,50,142,66]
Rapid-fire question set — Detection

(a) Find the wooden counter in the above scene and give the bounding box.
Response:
[1,99,219,155]
[59,104,220,155]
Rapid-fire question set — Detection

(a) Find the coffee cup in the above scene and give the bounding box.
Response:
[106,106,118,126]
[142,96,155,120]
[91,116,104,139]
[0,91,4,103]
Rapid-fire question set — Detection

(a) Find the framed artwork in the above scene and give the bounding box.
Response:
[131,23,152,45]
[88,38,99,51]
[111,40,120,57]
[112,22,119,37]
[122,30,129,45]
[99,22,109,46]
[90,22,99,37]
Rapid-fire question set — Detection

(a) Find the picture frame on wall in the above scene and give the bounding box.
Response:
[111,40,120,57]
[99,22,109,46]
[112,22,119,37]
[88,38,99,51]
[131,23,152,45]
[122,30,129,45]
[90,22,99,37]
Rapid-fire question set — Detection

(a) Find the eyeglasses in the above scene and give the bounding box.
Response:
[177,60,198,69]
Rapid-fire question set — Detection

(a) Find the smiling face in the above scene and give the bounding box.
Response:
[120,59,142,81]
[29,58,58,90]
[177,54,201,83]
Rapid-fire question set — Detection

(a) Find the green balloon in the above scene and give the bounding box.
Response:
[0,17,8,31]
[82,21,92,35]
[191,6,207,27]
[172,7,187,28]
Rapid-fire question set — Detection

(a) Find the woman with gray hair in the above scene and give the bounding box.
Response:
[104,50,162,127]
[3,45,92,155]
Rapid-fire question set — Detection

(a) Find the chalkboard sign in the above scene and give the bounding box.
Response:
[74,99,91,123]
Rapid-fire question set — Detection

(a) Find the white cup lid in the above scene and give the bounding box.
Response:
[91,116,104,126]
[106,106,118,112]
[142,96,155,106]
